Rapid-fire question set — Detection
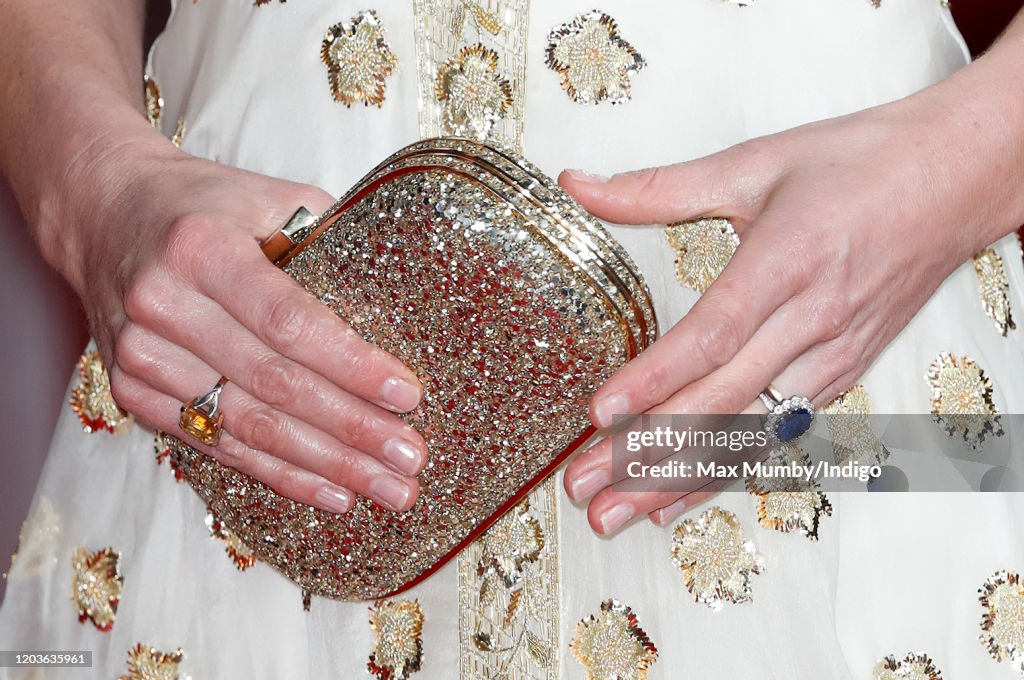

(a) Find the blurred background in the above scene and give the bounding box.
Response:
[1,1,1023,605]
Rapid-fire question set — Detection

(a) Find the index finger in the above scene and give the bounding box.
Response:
[192,232,423,414]
[588,228,802,428]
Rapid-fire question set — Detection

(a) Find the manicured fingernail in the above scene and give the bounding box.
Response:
[593,393,631,428]
[564,169,610,184]
[380,377,420,412]
[369,475,413,512]
[315,486,352,514]
[570,468,610,502]
[382,438,425,475]
[598,504,635,534]
[651,498,687,526]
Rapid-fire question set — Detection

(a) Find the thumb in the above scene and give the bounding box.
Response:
[557,141,775,226]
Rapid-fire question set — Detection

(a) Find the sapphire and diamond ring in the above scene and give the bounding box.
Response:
[759,387,815,445]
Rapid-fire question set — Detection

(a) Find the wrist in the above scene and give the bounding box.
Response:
[24,110,180,296]
[910,36,1024,253]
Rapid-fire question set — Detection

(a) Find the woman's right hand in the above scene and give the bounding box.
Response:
[66,142,426,515]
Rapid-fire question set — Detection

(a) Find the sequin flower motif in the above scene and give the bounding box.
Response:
[69,351,131,434]
[665,218,740,294]
[671,506,763,610]
[570,599,658,680]
[477,500,544,588]
[7,497,61,581]
[205,510,257,571]
[973,248,1016,336]
[823,384,890,468]
[143,74,163,129]
[118,644,184,680]
[154,432,183,482]
[545,11,645,105]
[321,10,398,107]
[926,352,1001,450]
[71,546,123,631]
[368,600,424,680]
[873,653,943,680]
[436,43,513,141]
[979,571,1024,676]
[746,444,832,540]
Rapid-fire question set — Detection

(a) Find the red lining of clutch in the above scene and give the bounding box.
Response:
[263,163,631,601]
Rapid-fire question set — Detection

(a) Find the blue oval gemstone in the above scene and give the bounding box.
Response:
[776,408,812,442]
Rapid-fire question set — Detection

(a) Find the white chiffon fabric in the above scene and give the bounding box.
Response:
[3,1,1024,678]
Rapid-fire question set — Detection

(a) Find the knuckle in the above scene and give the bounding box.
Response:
[810,298,853,341]
[122,273,165,325]
[249,356,305,408]
[700,381,748,414]
[635,165,666,204]
[337,408,379,447]
[636,361,670,402]
[270,464,309,501]
[261,295,309,351]
[106,368,134,412]
[335,337,378,377]
[694,309,743,369]
[212,439,248,470]
[235,406,285,451]
[164,214,218,274]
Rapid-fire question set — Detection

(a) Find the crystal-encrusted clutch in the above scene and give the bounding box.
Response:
[165,138,657,600]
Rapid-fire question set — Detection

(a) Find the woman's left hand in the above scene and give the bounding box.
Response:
[557,80,1024,535]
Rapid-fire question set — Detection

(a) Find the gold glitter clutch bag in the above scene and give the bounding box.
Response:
[166,138,657,600]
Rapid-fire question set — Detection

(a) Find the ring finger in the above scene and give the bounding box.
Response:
[115,331,421,512]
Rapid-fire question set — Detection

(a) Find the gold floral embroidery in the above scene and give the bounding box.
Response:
[154,432,183,482]
[71,546,123,631]
[461,490,558,678]
[11,669,47,680]
[569,600,658,680]
[320,11,397,107]
[478,499,544,588]
[545,11,645,105]
[973,248,1016,336]
[205,510,257,571]
[143,74,163,129]
[6,497,61,581]
[435,43,513,141]
[414,0,529,148]
[368,600,424,680]
[873,653,943,680]
[118,644,184,680]
[452,2,503,38]
[746,444,832,540]
[671,506,763,610]
[926,352,1001,450]
[418,2,556,676]
[665,218,739,294]
[70,351,131,434]
[979,571,1024,676]
[170,118,186,149]
[143,75,186,148]
[823,384,890,467]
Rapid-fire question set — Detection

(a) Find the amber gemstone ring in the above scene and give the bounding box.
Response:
[179,376,228,446]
